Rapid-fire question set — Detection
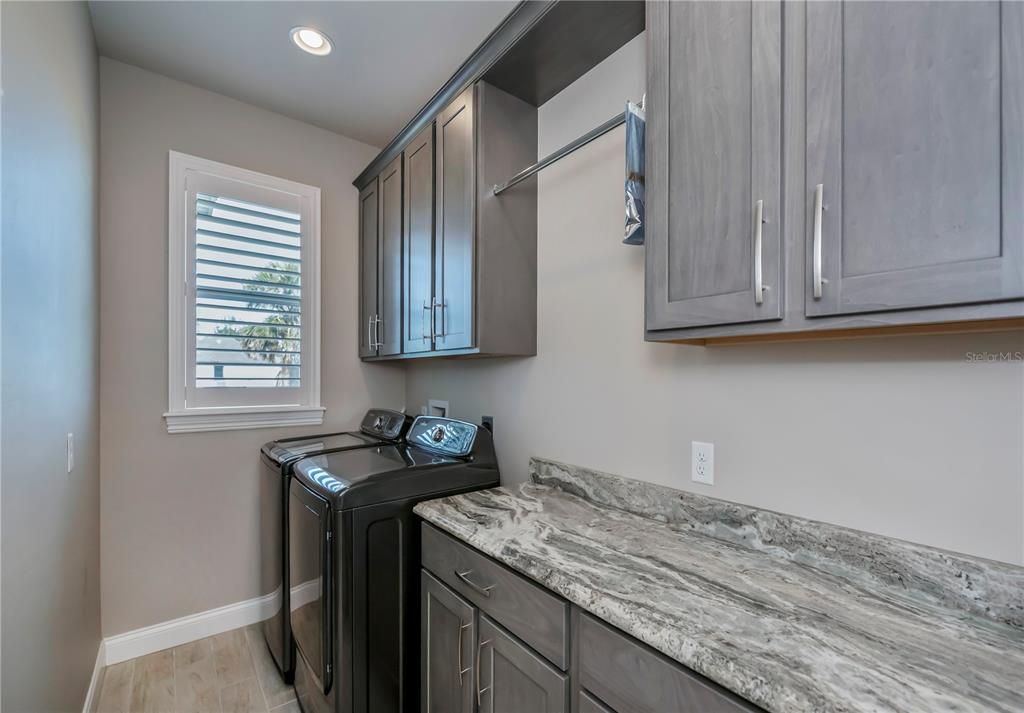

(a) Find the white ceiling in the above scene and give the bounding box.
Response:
[88,1,516,148]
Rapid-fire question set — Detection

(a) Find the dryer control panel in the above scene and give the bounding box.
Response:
[409,417,478,457]
[360,408,411,441]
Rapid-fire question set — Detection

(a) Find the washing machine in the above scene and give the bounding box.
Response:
[288,416,499,713]
[259,408,412,681]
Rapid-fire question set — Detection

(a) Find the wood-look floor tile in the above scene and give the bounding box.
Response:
[269,700,300,713]
[174,637,215,668]
[130,650,176,712]
[212,629,257,687]
[174,638,221,713]
[244,625,296,709]
[220,678,268,713]
[95,660,134,713]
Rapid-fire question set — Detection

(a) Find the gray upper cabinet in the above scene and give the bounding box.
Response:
[421,570,475,713]
[403,124,435,355]
[360,80,537,361]
[806,0,1024,317]
[646,0,1024,344]
[358,179,379,358]
[435,87,476,352]
[478,615,568,713]
[646,0,783,331]
[378,156,403,356]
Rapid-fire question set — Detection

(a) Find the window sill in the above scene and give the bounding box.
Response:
[163,406,325,434]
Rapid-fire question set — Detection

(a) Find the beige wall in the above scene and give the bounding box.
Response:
[1,1,102,709]
[405,35,1024,565]
[99,59,406,636]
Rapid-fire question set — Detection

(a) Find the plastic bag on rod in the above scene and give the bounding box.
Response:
[623,99,646,246]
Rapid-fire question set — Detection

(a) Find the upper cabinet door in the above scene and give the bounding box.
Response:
[378,157,403,356]
[434,87,476,351]
[806,1,1024,317]
[358,180,379,358]
[646,0,783,331]
[404,124,436,355]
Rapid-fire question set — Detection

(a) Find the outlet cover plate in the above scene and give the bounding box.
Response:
[691,441,714,485]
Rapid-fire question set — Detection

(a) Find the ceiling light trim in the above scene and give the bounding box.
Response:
[290,26,332,56]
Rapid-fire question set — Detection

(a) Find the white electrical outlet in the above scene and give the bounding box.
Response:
[66,433,75,474]
[691,441,714,485]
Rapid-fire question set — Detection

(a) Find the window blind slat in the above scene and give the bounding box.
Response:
[196,198,301,226]
[197,258,300,277]
[197,243,302,264]
[198,347,300,355]
[196,286,301,308]
[197,229,301,253]
[196,273,302,290]
[198,317,302,329]
[196,213,300,240]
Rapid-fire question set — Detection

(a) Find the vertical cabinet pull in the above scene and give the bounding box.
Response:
[373,315,383,348]
[432,299,446,339]
[753,199,765,305]
[367,316,375,350]
[457,621,472,684]
[476,638,492,707]
[422,300,433,342]
[813,183,825,299]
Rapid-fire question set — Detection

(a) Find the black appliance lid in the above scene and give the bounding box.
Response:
[292,417,496,509]
[261,408,413,466]
[262,432,377,465]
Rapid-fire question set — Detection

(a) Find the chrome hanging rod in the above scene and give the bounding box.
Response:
[492,96,644,197]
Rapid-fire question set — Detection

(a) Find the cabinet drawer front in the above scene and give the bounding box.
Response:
[578,691,614,713]
[577,613,760,713]
[421,524,569,669]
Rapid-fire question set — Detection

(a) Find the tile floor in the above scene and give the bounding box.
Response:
[95,625,298,713]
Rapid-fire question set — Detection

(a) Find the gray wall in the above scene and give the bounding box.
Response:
[1,2,102,710]
[405,35,1024,565]
[99,59,406,637]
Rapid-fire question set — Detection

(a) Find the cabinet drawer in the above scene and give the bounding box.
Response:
[577,612,760,713]
[578,691,614,713]
[421,523,569,669]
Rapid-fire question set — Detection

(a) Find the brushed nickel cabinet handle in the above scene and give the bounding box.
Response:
[455,569,494,598]
[457,621,472,684]
[433,299,446,339]
[421,300,432,341]
[476,638,492,707]
[754,199,765,305]
[373,315,383,348]
[813,183,824,299]
[367,316,375,350]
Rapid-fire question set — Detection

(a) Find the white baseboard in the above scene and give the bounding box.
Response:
[103,591,276,665]
[81,641,106,713]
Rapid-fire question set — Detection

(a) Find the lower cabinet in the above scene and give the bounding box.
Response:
[420,523,762,713]
[421,570,475,713]
[478,615,568,713]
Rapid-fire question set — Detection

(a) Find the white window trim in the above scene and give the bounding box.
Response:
[165,151,323,433]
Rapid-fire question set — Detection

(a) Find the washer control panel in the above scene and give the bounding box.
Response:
[359,408,410,441]
[409,416,478,457]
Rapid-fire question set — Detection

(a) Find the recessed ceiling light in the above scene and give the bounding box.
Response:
[290,26,332,56]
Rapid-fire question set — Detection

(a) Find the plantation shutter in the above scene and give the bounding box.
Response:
[185,171,306,404]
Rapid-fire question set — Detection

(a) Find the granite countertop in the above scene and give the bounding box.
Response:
[414,459,1024,713]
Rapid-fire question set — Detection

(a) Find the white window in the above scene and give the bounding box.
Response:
[165,151,323,433]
